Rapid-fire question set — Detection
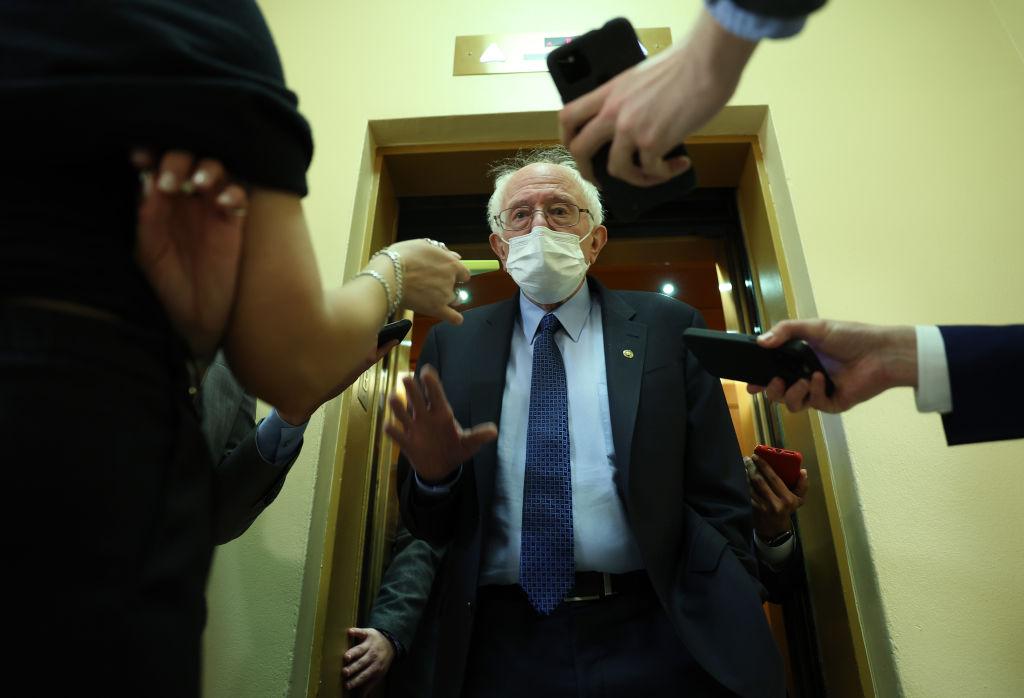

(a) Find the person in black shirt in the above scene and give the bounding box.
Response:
[1,2,468,694]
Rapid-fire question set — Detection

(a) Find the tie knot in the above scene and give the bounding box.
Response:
[539,313,561,337]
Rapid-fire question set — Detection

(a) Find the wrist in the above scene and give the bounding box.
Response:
[757,528,794,547]
[881,325,919,389]
[693,7,758,80]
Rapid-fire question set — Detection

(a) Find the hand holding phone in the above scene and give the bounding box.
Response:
[752,444,803,491]
[547,18,698,221]
[682,327,836,397]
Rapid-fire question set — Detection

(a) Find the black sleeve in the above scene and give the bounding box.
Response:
[939,325,1024,445]
[716,0,827,19]
[398,327,469,547]
[367,524,446,650]
[681,309,759,580]
[1,0,313,195]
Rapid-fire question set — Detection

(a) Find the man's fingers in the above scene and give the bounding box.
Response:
[342,641,368,665]
[805,371,834,412]
[559,81,610,144]
[566,112,616,184]
[388,394,414,430]
[794,469,810,498]
[750,470,780,507]
[758,319,830,349]
[384,421,411,453]
[783,379,812,413]
[344,651,375,680]
[403,374,429,417]
[461,422,499,453]
[762,377,788,403]
[419,365,450,413]
[753,455,789,495]
[606,127,645,186]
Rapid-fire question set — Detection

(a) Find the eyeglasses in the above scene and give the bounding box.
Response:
[494,202,591,233]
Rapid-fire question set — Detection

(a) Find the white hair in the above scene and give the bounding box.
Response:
[486,146,604,235]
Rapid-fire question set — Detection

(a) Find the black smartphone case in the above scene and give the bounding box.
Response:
[377,319,412,347]
[682,328,836,396]
[547,17,698,222]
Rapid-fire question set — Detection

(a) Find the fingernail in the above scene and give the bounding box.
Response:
[157,171,177,193]
[192,170,209,187]
[759,331,774,342]
[216,190,234,207]
[139,172,153,197]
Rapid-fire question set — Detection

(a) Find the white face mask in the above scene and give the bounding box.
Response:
[501,225,592,305]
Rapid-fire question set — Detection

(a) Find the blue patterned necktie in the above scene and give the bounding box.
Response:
[519,313,574,614]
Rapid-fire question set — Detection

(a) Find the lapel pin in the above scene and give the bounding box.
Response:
[622,349,634,359]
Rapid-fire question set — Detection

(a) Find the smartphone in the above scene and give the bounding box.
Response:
[682,327,836,397]
[377,318,412,348]
[547,17,698,222]
[753,444,803,490]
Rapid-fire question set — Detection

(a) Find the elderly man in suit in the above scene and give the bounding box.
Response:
[387,146,785,697]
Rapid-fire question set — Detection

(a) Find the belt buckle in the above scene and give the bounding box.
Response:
[564,573,615,603]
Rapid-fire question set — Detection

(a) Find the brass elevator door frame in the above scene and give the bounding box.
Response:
[307,108,874,698]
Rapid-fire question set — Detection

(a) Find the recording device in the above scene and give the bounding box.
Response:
[464,259,501,275]
[682,327,836,397]
[377,319,412,348]
[547,17,698,221]
[752,444,803,490]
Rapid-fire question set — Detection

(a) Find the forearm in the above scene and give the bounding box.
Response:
[225,189,390,414]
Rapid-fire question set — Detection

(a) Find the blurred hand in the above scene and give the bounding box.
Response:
[342,627,395,693]
[745,454,808,539]
[560,9,756,187]
[385,365,497,483]
[134,150,247,360]
[390,239,470,325]
[747,319,918,413]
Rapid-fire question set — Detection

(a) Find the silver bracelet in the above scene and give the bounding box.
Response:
[356,269,395,319]
[373,247,404,313]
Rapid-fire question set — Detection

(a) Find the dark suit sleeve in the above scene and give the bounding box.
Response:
[398,327,470,547]
[367,524,446,650]
[714,0,826,19]
[939,325,1024,446]
[210,420,299,545]
[199,356,300,544]
[757,532,805,602]
[682,310,759,580]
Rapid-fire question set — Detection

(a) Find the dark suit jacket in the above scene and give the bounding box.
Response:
[939,325,1024,446]
[399,278,783,698]
[368,524,446,698]
[200,354,300,545]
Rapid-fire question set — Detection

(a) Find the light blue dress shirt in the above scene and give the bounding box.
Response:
[705,0,808,41]
[255,409,307,465]
[478,283,644,586]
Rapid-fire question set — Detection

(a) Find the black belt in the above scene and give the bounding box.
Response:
[479,570,650,604]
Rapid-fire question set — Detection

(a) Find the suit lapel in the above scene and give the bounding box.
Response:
[594,279,646,505]
[469,295,518,507]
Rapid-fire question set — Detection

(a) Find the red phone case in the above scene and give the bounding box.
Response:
[753,444,803,490]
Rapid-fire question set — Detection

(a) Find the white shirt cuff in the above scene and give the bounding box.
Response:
[754,530,796,569]
[914,325,953,414]
[414,467,462,497]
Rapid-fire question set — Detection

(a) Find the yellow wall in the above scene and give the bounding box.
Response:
[205,1,1024,695]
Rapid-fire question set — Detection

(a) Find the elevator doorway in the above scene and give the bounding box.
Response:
[308,109,875,698]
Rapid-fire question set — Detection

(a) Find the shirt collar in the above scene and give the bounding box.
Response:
[519,280,591,344]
